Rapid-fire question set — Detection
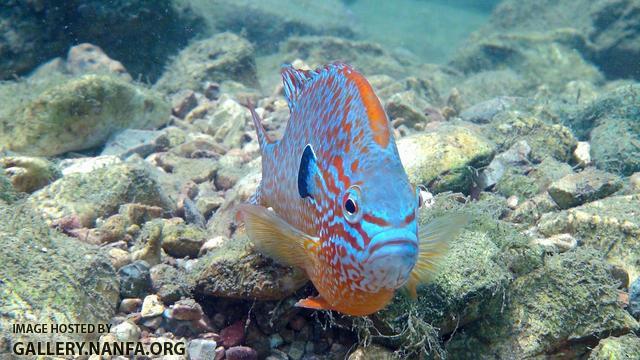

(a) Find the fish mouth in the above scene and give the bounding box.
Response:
[365,229,418,263]
[362,229,418,290]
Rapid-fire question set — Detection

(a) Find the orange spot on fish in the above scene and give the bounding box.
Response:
[363,213,390,227]
[350,159,359,173]
[342,68,390,148]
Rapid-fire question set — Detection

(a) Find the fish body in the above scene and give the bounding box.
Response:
[239,63,464,316]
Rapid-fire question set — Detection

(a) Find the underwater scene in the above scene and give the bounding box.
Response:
[1,0,639,359]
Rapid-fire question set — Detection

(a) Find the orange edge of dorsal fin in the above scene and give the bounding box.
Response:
[280,62,350,111]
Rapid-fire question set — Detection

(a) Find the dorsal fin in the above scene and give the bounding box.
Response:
[281,62,348,111]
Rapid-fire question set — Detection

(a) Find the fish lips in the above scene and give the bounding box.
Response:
[363,229,418,290]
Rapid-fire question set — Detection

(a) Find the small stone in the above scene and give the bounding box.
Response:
[101,129,167,158]
[141,295,165,318]
[226,346,258,360]
[199,236,229,256]
[172,90,199,119]
[108,248,131,270]
[609,265,630,289]
[150,264,191,304]
[187,339,217,360]
[269,334,283,349]
[66,43,131,80]
[112,321,140,342]
[347,345,394,360]
[221,320,245,347]
[119,203,164,225]
[532,233,578,253]
[171,298,203,321]
[215,346,225,360]
[161,218,207,258]
[289,316,306,331]
[506,195,519,209]
[266,349,289,360]
[630,277,640,320]
[204,82,221,101]
[117,260,151,298]
[288,341,305,360]
[573,141,591,167]
[196,195,225,219]
[119,298,142,314]
[0,156,61,193]
[141,315,163,330]
[548,168,622,209]
[212,313,226,329]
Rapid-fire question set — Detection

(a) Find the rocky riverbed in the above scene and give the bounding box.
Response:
[1,0,639,359]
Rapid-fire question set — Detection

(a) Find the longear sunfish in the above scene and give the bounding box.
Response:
[238,62,467,316]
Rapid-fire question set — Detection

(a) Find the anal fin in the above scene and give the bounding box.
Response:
[295,296,332,311]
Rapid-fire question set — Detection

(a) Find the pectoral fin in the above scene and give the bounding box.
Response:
[295,296,332,311]
[237,204,318,269]
[406,213,471,299]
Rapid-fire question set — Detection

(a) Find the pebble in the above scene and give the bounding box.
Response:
[112,321,141,342]
[117,260,151,298]
[532,233,577,253]
[507,195,519,209]
[188,339,217,360]
[226,346,258,360]
[108,248,131,270]
[171,298,203,321]
[629,277,640,319]
[289,316,307,331]
[288,341,306,360]
[199,236,229,256]
[266,349,289,360]
[548,168,622,209]
[172,90,199,119]
[573,141,591,167]
[269,334,284,349]
[119,298,142,314]
[140,316,163,330]
[215,346,225,360]
[221,320,245,347]
[141,294,165,318]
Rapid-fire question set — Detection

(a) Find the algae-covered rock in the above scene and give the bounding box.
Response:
[0,170,16,204]
[446,248,639,358]
[538,194,640,282]
[0,203,119,355]
[370,193,542,357]
[397,124,495,193]
[589,334,640,360]
[548,168,622,209]
[28,162,172,227]
[0,74,170,156]
[568,84,640,139]
[154,32,258,95]
[0,156,61,193]
[161,218,207,258]
[487,111,578,162]
[190,233,306,301]
[590,117,640,176]
[282,36,414,80]
[450,30,603,96]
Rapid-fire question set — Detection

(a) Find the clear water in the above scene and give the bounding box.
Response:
[1,0,639,359]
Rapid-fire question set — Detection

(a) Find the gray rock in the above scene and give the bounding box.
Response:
[111,321,140,342]
[590,117,640,176]
[459,96,522,124]
[154,33,258,95]
[101,129,168,159]
[548,168,622,209]
[188,339,218,360]
[478,140,531,190]
[27,162,172,227]
[140,294,165,318]
[117,260,151,298]
[66,43,131,80]
[288,341,306,360]
[0,156,61,193]
[161,218,207,258]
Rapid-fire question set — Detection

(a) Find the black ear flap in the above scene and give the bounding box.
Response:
[298,144,319,199]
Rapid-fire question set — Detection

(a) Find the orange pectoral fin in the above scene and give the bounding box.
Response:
[295,296,332,311]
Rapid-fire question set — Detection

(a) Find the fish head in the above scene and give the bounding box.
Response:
[329,159,423,292]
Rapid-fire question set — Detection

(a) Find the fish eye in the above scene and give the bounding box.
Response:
[343,186,362,224]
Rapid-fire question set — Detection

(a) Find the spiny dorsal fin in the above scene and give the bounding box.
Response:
[281,62,348,111]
